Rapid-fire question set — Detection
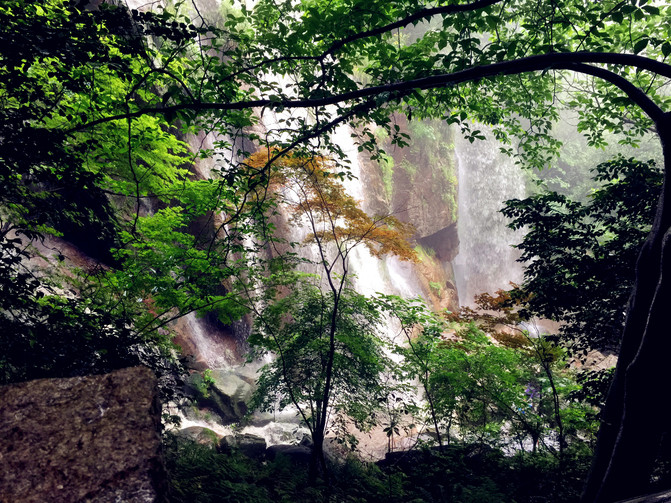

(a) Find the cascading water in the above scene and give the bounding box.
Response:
[453,125,526,306]
[331,124,426,300]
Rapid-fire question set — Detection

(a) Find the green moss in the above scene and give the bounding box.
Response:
[409,120,459,222]
[407,121,438,142]
[378,152,395,200]
[414,244,436,262]
[429,281,443,295]
[374,126,390,141]
[377,118,459,223]
[399,158,417,179]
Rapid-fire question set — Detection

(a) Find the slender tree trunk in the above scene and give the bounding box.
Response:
[423,373,444,447]
[583,114,671,502]
[447,415,453,446]
[309,428,328,484]
[544,361,565,458]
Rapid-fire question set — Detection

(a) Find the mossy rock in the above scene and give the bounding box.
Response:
[175,426,221,447]
[186,369,255,423]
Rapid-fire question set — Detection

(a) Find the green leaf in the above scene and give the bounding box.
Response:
[662,41,671,57]
[642,5,660,15]
[633,38,648,54]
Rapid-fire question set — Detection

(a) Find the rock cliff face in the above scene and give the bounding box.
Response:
[386,116,458,240]
[0,367,167,503]
[360,116,461,312]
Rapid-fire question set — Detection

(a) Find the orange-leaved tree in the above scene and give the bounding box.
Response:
[245,148,415,482]
[244,148,416,262]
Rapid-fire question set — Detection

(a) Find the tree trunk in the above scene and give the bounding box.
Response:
[309,428,326,484]
[424,377,444,447]
[583,113,671,502]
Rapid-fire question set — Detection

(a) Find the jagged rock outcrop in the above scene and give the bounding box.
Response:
[354,117,461,311]
[417,223,459,263]
[0,367,167,503]
[385,116,458,240]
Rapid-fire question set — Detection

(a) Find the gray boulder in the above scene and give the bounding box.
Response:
[175,426,221,447]
[0,366,167,503]
[187,369,254,423]
[266,444,312,466]
[220,433,267,460]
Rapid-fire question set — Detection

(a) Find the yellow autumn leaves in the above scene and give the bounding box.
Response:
[245,148,417,262]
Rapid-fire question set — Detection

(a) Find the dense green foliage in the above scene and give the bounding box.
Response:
[250,280,393,451]
[503,156,663,357]
[0,0,194,391]
[0,0,262,386]
[383,295,597,455]
[164,434,592,503]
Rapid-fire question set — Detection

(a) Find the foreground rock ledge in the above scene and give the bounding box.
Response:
[615,488,671,503]
[0,367,167,503]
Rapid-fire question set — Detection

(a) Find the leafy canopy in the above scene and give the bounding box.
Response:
[502,156,663,356]
[250,279,393,448]
[383,295,596,452]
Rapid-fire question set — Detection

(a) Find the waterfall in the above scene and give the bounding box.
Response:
[330,124,425,299]
[167,103,526,454]
[453,125,525,306]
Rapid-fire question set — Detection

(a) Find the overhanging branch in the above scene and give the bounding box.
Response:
[69,52,669,133]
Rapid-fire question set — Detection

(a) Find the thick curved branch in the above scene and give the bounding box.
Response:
[568,62,665,124]
[70,52,669,133]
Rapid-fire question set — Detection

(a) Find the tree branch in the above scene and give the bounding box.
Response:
[322,0,504,58]
[69,52,670,134]
[212,0,503,86]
